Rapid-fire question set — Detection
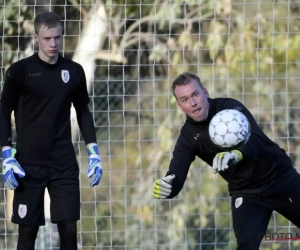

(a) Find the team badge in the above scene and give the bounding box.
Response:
[18,204,27,218]
[61,70,70,83]
[235,197,243,208]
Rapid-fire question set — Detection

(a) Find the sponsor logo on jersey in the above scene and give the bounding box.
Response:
[233,106,244,111]
[28,73,42,77]
[235,197,243,208]
[61,70,70,83]
[18,204,27,218]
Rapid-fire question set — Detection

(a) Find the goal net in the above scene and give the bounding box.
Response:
[1,0,300,249]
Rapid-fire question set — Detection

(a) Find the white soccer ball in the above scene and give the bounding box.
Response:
[209,109,251,149]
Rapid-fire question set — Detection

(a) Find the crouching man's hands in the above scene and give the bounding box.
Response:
[153,174,175,199]
[212,150,243,174]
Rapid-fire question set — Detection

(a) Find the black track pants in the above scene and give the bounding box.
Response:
[231,174,300,250]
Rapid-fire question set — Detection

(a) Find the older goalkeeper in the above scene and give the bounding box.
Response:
[153,72,300,250]
[0,12,102,250]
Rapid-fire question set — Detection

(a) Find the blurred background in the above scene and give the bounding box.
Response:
[1,0,300,249]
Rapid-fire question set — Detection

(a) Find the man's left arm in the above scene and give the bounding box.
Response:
[212,99,266,173]
[72,65,102,187]
[75,102,103,187]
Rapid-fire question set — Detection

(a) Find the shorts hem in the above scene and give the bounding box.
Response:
[11,219,45,227]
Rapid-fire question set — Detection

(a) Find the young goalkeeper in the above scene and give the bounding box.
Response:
[152,72,300,249]
[0,12,102,250]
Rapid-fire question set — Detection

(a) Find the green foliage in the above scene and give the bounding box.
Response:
[0,0,35,67]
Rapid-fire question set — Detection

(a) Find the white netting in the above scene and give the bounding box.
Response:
[1,0,300,249]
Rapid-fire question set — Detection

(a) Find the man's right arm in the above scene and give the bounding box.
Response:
[0,64,21,147]
[164,153,195,198]
[0,105,13,148]
[0,64,25,189]
[153,134,195,199]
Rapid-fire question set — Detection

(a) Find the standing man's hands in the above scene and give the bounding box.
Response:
[2,147,25,189]
[86,143,103,187]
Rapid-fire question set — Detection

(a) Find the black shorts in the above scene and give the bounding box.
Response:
[12,165,80,226]
[231,173,300,249]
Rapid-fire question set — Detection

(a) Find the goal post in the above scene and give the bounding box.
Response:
[1,0,300,249]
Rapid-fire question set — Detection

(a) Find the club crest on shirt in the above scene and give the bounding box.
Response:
[18,204,27,218]
[61,70,70,83]
[235,197,243,208]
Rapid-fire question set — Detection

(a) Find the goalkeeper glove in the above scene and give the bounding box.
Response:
[212,150,243,174]
[153,174,175,199]
[87,143,103,187]
[2,147,25,190]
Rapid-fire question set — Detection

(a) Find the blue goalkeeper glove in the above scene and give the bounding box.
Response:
[153,174,175,199]
[212,150,243,174]
[2,147,25,189]
[87,143,102,187]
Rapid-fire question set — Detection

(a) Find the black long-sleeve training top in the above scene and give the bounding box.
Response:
[166,97,298,198]
[0,52,97,167]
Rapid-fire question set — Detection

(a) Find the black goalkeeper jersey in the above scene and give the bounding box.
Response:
[0,53,91,167]
[167,97,298,197]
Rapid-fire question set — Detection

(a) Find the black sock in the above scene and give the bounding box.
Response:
[17,224,39,250]
[57,220,78,250]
